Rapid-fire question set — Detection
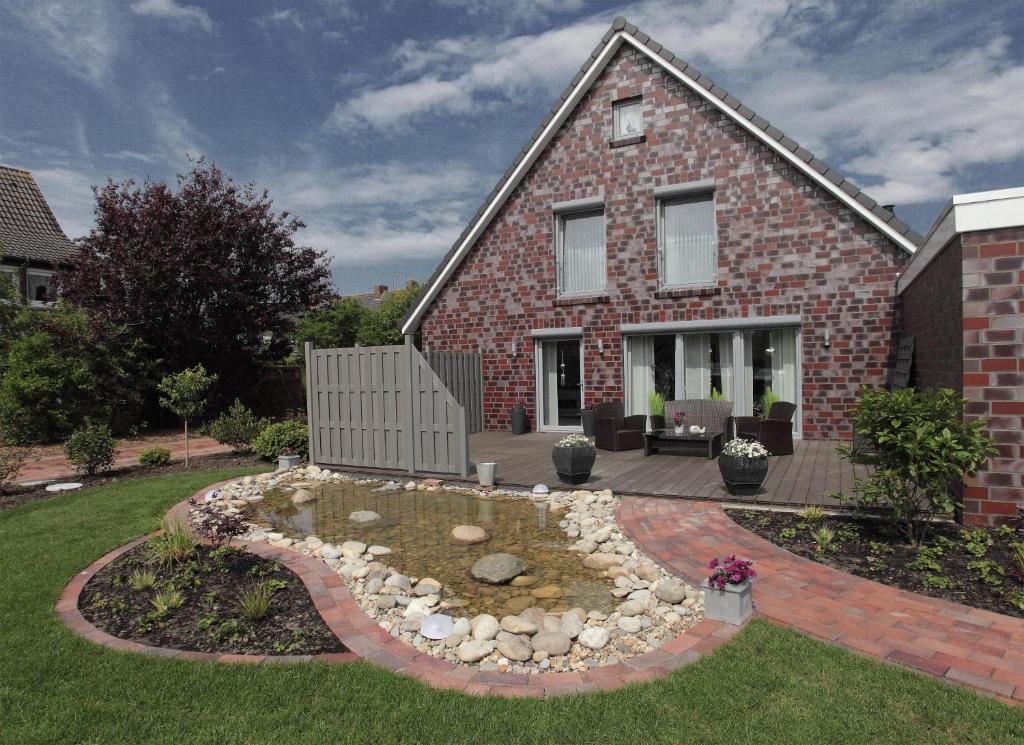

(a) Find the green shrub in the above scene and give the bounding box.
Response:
[138,447,171,467]
[252,420,308,461]
[63,420,116,475]
[202,399,268,453]
[837,387,996,545]
[128,570,157,590]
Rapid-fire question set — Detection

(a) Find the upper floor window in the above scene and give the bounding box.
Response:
[658,192,718,287]
[26,269,55,307]
[556,208,606,296]
[613,97,642,140]
[0,266,19,296]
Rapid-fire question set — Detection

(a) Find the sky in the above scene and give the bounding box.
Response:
[1,0,1023,295]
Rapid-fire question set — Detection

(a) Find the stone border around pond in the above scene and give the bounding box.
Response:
[203,467,712,676]
[56,476,743,697]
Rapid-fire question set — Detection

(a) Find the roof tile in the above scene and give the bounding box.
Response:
[0,165,76,265]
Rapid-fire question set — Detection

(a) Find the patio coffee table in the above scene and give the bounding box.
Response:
[643,429,724,459]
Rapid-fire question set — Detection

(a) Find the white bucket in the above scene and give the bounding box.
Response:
[476,462,497,487]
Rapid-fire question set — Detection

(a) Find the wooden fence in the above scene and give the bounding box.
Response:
[304,342,476,476]
[424,351,484,434]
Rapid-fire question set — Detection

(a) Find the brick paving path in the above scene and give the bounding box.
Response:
[16,432,231,484]
[56,480,1024,703]
[618,498,1024,705]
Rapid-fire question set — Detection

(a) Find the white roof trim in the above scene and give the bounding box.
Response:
[402,29,918,334]
[898,185,1024,293]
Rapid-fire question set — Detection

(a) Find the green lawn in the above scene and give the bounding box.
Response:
[1,469,1022,745]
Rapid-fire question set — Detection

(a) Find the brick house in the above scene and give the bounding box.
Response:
[402,17,919,443]
[898,188,1024,525]
[0,164,76,306]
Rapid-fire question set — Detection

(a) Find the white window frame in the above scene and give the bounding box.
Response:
[554,207,607,297]
[657,190,718,289]
[0,265,20,294]
[26,268,55,308]
[612,97,643,140]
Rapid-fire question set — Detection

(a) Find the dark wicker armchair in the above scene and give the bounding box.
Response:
[593,401,645,451]
[728,401,796,456]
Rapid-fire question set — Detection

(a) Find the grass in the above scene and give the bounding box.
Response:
[1,468,1022,745]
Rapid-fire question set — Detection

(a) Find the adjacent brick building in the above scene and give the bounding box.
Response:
[898,189,1024,525]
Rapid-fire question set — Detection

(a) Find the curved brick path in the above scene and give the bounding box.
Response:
[618,498,1024,705]
[57,480,1024,703]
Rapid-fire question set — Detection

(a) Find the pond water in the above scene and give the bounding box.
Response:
[251,481,617,617]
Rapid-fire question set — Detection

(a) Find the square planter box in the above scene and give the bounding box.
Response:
[701,578,753,625]
[278,454,301,470]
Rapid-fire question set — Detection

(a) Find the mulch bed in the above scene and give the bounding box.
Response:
[79,541,346,656]
[728,509,1024,619]
[0,452,263,511]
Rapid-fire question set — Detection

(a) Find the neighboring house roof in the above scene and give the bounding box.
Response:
[342,284,391,311]
[402,16,923,335]
[0,164,77,265]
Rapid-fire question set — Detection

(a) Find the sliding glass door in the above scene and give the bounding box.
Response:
[625,326,800,432]
[536,338,583,430]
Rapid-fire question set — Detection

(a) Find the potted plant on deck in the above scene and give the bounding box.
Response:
[509,400,528,435]
[581,401,597,436]
[702,555,756,624]
[718,438,769,496]
[648,391,665,432]
[551,433,596,485]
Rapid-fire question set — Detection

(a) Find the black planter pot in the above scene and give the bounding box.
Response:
[552,445,596,485]
[649,415,665,432]
[718,453,769,496]
[581,409,597,436]
[510,407,528,435]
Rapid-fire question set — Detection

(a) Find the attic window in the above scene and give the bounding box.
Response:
[613,97,643,141]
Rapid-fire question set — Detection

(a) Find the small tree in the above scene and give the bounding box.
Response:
[837,386,996,544]
[355,282,421,346]
[158,364,216,467]
[293,297,365,351]
[64,420,116,475]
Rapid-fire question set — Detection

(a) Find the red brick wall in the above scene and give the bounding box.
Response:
[960,226,1024,525]
[898,237,964,393]
[420,46,908,439]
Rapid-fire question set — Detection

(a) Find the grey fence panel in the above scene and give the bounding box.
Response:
[425,351,483,434]
[304,343,469,475]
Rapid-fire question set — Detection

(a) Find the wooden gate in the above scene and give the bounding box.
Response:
[304,341,470,476]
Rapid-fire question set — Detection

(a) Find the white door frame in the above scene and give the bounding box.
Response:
[534,336,584,432]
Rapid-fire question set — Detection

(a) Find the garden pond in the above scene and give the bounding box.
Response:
[250,481,618,617]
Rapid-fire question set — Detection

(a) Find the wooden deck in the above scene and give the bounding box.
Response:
[457,431,868,507]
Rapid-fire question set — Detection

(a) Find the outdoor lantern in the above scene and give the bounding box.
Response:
[824,329,831,349]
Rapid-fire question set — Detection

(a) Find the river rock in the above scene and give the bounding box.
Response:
[617,600,645,617]
[504,595,534,614]
[452,617,472,637]
[341,540,367,559]
[457,640,493,663]
[578,627,610,650]
[582,552,625,570]
[520,607,547,627]
[500,616,538,635]
[471,553,526,584]
[349,510,381,524]
[617,616,642,633]
[510,575,538,587]
[636,564,662,583]
[654,580,688,604]
[450,525,489,545]
[530,585,563,599]
[471,614,500,641]
[319,544,341,560]
[367,545,391,556]
[531,631,571,656]
[384,573,412,591]
[560,613,584,639]
[292,488,315,504]
[496,637,532,662]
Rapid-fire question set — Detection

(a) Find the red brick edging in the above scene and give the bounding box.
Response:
[56,479,739,697]
[618,498,1024,705]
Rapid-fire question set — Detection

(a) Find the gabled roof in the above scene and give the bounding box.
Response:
[0,164,77,265]
[402,16,922,334]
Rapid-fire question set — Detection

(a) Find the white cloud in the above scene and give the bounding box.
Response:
[258,8,306,32]
[434,0,587,25]
[10,0,119,85]
[31,166,97,239]
[146,86,203,161]
[268,160,482,262]
[130,0,213,34]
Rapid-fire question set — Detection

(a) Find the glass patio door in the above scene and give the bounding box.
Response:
[536,338,583,430]
[742,328,798,416]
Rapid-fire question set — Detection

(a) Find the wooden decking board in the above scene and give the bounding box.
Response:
[333,431,866,508]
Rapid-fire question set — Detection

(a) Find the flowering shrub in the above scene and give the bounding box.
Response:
[555,434,593,448]
[188,498,248,546]
[706,555,757,590]
[722,438,769,459]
